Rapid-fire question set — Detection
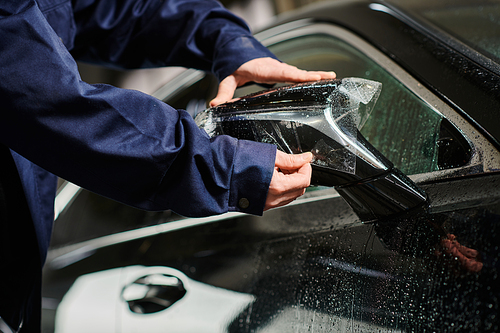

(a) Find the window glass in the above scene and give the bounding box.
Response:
[166,74,219,116]
[163,34,472,176]
[264,34,444,175]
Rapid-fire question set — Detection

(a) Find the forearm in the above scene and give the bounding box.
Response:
[0,0,276,216]
[68,0,276,79]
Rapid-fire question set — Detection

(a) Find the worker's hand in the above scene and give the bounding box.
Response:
[264,151,313,211]
[210,57,336,107]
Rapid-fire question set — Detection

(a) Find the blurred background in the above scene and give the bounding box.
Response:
[78,0,327,95]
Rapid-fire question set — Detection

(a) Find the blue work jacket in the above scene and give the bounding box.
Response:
[0,0,276,270]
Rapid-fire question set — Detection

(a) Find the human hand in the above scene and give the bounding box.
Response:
[264,151,313,211]
[210,57,336,107]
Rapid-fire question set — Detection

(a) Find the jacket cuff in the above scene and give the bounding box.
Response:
[212,35,278,81]
[229,140,276,215]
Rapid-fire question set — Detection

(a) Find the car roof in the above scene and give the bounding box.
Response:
[271,0,500,149]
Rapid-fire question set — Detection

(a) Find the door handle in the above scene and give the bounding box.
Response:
[121,273,186,314]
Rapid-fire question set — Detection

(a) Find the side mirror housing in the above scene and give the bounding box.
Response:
[195,79,427,222]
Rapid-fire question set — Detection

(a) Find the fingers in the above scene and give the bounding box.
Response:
[210,75,238,107]
[264,152,313,211]
[264,170,310,210]
[209,57,337,107]
[249,58,336,83]
[268,65,337,83]
[275,151,313,171]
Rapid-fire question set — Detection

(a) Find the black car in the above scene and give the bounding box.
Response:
[42,0,500,332]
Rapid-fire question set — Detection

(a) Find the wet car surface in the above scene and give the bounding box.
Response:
[42,1,500,332]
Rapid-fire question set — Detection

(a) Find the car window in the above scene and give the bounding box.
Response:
[267,34,448,175]
[162,33,472,176]
[165,73,219,117]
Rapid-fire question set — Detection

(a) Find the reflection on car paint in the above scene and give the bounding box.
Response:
[43,183,500,332]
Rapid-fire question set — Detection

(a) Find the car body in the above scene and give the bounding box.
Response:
[42,0,500,332]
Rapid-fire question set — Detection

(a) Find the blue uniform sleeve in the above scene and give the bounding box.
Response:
[41,0,278,81]
[0,0,277,217]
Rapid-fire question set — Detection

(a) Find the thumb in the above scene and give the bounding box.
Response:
[210,75,238,107]
[275,151,313,171]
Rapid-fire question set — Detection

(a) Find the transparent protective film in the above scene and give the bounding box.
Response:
[196,78,383,174]
[319,78,382,173]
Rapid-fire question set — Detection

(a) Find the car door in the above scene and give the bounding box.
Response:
[42,22,500,333]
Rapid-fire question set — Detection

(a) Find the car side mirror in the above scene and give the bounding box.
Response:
[195,78,427,222]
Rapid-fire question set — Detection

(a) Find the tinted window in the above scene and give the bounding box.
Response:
[166,74,219,117]
[163,34,471,176]
[164,34,472,174]
[268,34,456,175]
